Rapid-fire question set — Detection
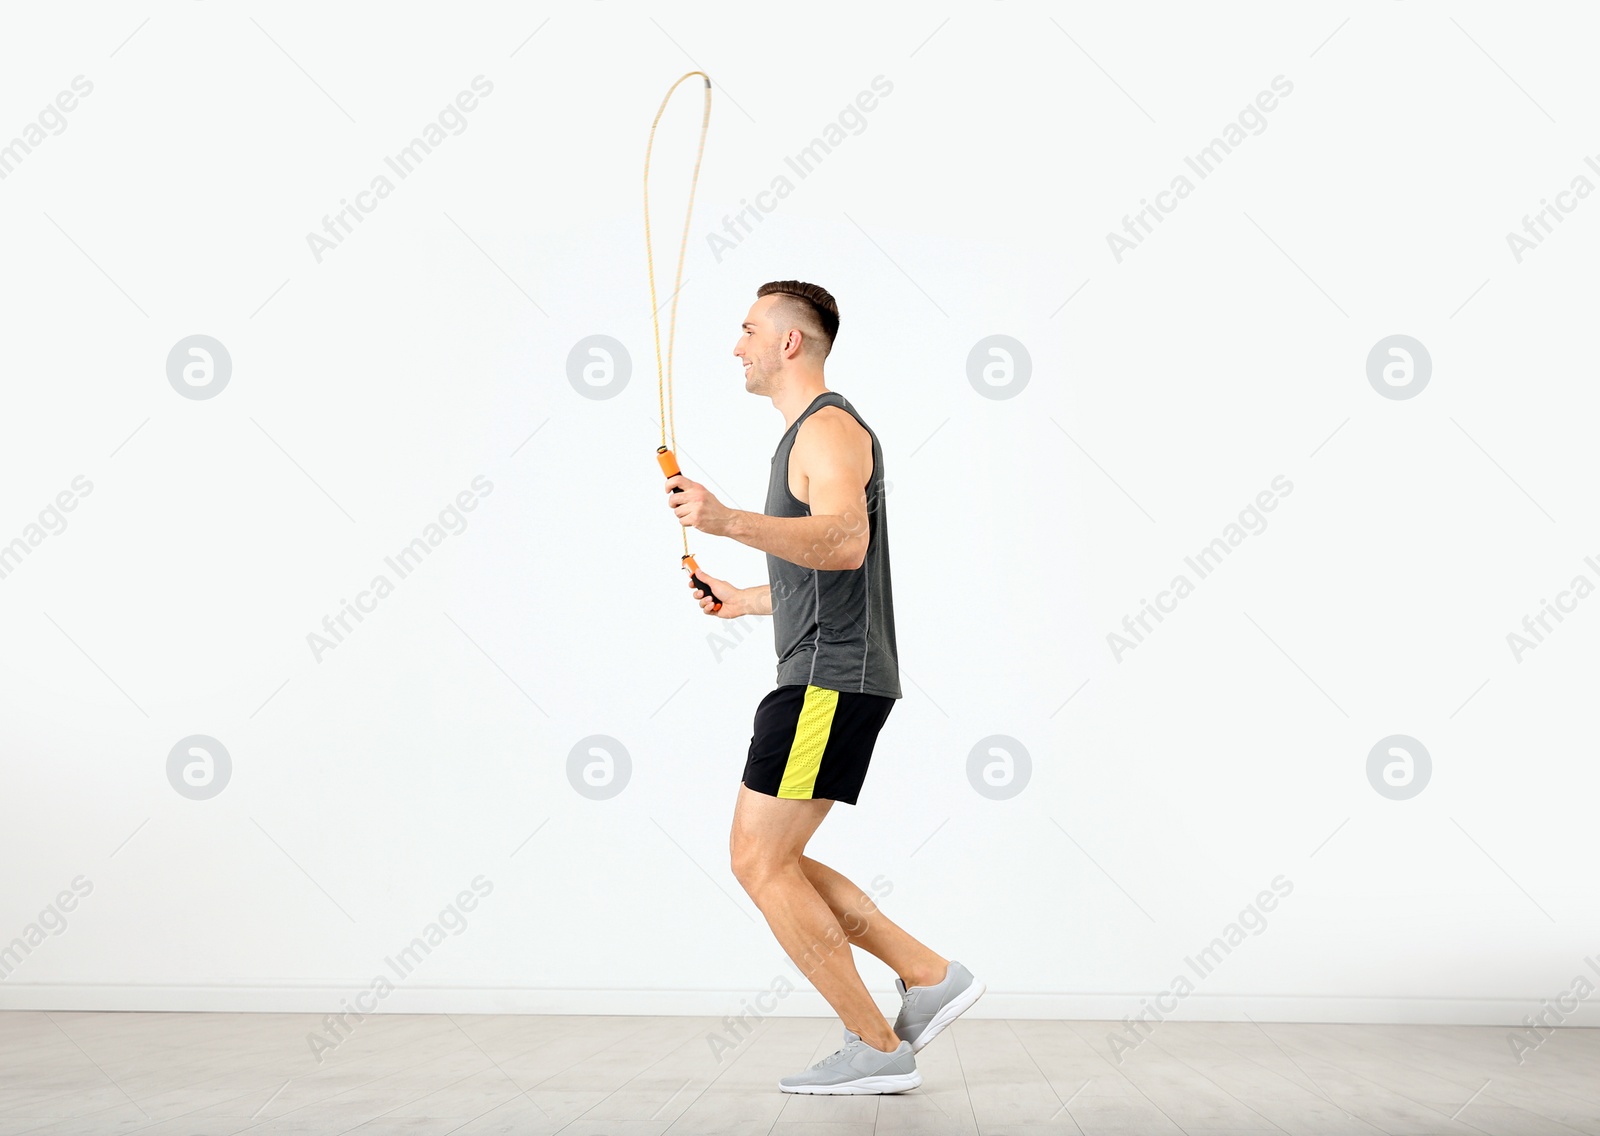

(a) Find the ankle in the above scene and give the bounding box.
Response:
[902,958,950,989]
[859,1028,902,1053]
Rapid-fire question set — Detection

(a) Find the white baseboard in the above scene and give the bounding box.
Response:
[1,983,1594,1028]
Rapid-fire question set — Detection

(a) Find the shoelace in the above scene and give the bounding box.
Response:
[898,985,922,1020]
[817,1040,855,1066]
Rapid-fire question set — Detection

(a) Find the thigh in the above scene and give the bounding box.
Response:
[730,783,833,868]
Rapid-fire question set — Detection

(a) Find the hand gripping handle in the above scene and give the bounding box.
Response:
[682,554,722,613]
[656,446,723,612]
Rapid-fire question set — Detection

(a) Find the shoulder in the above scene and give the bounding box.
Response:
[796,405,867,447]
[793,405,870,481]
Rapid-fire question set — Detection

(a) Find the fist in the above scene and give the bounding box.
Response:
[665,473,733,536]
[688,569,738,618]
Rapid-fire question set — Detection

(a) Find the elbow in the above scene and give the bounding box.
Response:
[840,536,869,572]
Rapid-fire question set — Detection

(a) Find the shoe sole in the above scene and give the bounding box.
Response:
[778,1071,923,1094]
[909,976,987,1053]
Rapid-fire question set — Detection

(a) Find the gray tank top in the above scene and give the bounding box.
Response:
[765,391,901,699]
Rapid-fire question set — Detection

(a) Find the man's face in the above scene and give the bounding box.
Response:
[733,295,787,394]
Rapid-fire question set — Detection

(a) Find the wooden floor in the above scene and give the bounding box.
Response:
[1,1011,1597,1135]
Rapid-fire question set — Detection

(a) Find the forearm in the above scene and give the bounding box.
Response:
[726,510,865,572]
[746,584,772,616]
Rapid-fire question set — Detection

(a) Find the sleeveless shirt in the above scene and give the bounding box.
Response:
[765,391,901,699]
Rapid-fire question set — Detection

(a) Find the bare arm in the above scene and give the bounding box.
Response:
[725,511,864,572]
[726,410,871,572]
[664,408,871,619]
[686,578,770,618]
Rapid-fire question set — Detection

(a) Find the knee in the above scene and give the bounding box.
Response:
[729,840,790,897]
[728,840,764,892]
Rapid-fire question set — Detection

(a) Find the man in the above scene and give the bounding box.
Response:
[664,280,985,1095]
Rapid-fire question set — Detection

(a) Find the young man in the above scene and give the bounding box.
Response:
[663,280,984,1095]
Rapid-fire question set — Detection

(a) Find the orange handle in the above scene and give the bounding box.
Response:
[683,554,723,613]
[659,448,722,612]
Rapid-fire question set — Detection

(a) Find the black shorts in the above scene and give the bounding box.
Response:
[742,683,896,806]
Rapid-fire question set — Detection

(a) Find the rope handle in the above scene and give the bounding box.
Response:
[655,448,723,612]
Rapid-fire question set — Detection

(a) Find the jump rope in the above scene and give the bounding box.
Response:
[644,71,723,612]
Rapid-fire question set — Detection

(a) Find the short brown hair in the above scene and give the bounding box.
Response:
[756,280,839,358]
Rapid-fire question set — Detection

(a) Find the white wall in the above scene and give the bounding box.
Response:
[3,0,1598,1048]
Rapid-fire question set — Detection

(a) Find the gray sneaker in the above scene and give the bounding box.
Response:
[777,1028,921,1094]
[892,960,986,1052]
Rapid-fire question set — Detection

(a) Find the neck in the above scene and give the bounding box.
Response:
[772,369,829,430]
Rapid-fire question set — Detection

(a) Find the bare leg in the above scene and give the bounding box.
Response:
[729,785,900,1052]
[800,856,948,989]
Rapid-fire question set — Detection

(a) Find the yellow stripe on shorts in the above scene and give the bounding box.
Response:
[777,685,839,799]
